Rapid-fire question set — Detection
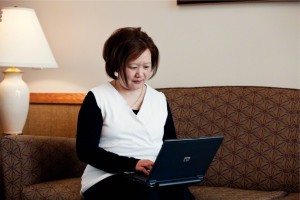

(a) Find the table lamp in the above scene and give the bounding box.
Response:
[0,7,58,134]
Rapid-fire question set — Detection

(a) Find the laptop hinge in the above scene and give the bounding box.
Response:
[148,180,157,187]
[197,175,204,181]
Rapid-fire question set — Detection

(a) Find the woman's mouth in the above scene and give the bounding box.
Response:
[133,80,143,84]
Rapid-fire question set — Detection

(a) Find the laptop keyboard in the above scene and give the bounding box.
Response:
[124,171,148,182]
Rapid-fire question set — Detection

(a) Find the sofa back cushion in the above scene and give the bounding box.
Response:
[159,86,299,193]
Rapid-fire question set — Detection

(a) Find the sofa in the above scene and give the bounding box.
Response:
[0,86,299,200]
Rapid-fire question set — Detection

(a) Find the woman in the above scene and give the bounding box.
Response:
[76,27,194,200]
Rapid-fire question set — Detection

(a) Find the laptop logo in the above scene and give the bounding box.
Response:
[183,157,191,162]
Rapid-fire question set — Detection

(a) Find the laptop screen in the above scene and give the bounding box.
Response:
[147,136,224,187]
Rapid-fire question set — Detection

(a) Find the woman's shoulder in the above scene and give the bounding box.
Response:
[147,84,164,94]
[146,84,166,101]
[90,82,112,94]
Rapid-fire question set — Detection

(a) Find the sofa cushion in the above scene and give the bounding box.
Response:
[189,186,287,200]
[279,193,300,200]
[21,178,83,200]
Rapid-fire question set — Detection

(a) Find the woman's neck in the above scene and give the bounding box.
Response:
[112,80,145,109]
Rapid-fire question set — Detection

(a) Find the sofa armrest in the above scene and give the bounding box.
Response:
[0,135,86,199]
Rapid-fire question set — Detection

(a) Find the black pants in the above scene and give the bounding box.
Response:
[83,174,195,200]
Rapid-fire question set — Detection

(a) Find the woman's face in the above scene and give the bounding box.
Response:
[119,49,153,90]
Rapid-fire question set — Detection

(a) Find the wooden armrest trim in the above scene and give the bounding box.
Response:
[30,93,86,104]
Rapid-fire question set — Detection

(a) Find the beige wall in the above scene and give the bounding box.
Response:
[0,0,299,92]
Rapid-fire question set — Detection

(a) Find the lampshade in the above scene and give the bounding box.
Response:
[0,7,58,134]
[0,7,58,68]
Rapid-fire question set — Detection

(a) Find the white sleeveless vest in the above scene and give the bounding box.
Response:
[81,82,168,193]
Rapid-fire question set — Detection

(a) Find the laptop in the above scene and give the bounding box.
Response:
[123,136,224,188]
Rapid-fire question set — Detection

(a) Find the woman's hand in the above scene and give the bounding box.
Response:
[135,159,154,176]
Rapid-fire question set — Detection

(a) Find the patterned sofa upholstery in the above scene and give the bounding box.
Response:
[0,135,86,200]
[160,86,300,200]
[0,86,299,200]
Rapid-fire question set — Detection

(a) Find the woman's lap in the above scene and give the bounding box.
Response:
[82,174,194,200]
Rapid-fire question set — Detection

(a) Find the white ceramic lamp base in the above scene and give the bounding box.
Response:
[0,68,29,134]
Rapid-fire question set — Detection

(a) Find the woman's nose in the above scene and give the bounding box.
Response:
[135,68,143,77]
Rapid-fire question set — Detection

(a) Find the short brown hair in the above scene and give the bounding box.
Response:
[103,27,159,85]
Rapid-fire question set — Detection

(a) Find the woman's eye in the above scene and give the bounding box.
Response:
[144,66,150,69]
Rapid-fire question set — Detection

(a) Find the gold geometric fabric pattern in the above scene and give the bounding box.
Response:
[159,86,300,193]
[189,186,287,200]
[21,178,83,200]
[1,135,86,199]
